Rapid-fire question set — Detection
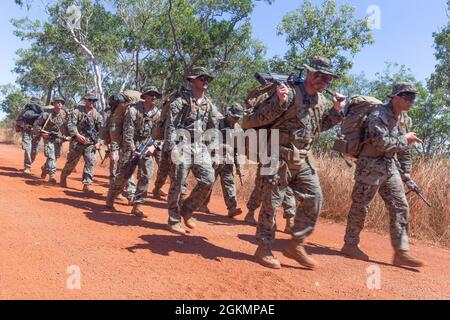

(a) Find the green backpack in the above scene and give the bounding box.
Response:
[151,87,190,140]
[333,95,383,158]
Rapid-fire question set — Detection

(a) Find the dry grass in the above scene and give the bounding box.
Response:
[0,126,22,145]
[316,155,449,247]
[231,155,449,248]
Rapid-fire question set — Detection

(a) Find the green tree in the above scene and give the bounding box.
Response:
[0,84,29,122]
[276,0,373,79]
[428,0,450,107]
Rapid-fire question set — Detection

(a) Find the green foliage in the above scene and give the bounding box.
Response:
[0,84,30,121]
[276,0,373,77]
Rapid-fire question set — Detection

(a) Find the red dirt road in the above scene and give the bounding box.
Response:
[0,143,449,300]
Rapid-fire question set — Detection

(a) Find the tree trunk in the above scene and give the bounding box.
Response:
[45,82,54,106]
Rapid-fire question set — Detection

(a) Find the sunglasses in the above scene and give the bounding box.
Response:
[147,93,159,98]
[316,72,334,83]
[397,93,416,102]
[197,76,211,82]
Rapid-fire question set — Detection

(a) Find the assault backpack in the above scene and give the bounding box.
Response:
[332,95,383,158]
[15,102,43,131]
[244,82,278,112]
[151,87,190,140]
[101,90,143,146]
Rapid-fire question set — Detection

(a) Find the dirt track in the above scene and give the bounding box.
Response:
[0,143,449,300]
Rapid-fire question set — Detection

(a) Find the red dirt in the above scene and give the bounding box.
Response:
[0,143,449,300]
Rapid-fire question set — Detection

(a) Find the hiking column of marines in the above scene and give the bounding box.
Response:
[13,57,425,270]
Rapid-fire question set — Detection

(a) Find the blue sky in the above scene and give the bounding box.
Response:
[251,0,448,81]
[0,0,448,96]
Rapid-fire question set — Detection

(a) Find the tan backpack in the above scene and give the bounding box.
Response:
[244,82,278,111]
[109,90,143,145]
[333,95,383,158]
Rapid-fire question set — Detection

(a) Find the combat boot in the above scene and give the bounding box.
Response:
[152,187,167,199]
[393,250,424,268]
[284,216,295,234]
[48,174,57,185]
[167,222,187,235]
[228,207,243,218]
[23,168,31,174]
[254,244,281,269]
[341,243,369,261]
[198,204,211,214]
[83,184,95,194]
[181,208,196,229]
[244,210,257,225]
[283,238,318,270]
[131,204,148,218]
[40,167,47,179]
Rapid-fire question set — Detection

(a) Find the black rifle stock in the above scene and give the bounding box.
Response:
[254,71,345,102]
[397,165,432,208]
[123,136,156,180]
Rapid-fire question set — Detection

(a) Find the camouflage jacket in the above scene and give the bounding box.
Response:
[164,90,220,151]
[68,107,103,144]
[215,116,242,164]
[122,101,160,152]
[243,83,343,167]
[356,103,411,185]
[34,109,68,141]
[397,111,413,173]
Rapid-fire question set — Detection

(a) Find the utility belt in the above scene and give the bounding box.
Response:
[279,144,311,170]
[359,144,395,158]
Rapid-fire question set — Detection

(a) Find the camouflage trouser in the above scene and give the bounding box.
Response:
[109,149,135,196]
[247,165,296,218]
[167,143,215,225]
[41,139,62,175]
[257,161,322,245]
[109,151,154,204]
[61,141,96,185]
[154,149,188,195]
[22,129,41,169]
[344,170,409,251]
[203,163,238,210]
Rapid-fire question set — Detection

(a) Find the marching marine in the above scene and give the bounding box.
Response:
[60,93,103,193]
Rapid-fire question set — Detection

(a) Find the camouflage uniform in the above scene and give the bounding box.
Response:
[243,76,343,247]
[15,98,43,170]
[33,107,68,176]
[344,102,413,251]
[105,92,137,197]
[107,99,159,205]
[247,164,296,219]
[165,76,220,226]
[61,105,103,186]
[202,106,242,213]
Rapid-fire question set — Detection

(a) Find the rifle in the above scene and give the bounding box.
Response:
[234,152,243,186]
[39,129,71,141]
[123,136,157,181]
[397,165,432,208]
[254,68,346,102]
[81,112,99,145]
[101,149,111,165]
[404,177,432,208]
